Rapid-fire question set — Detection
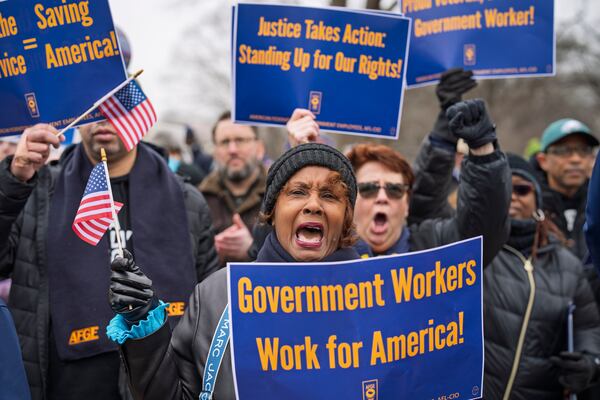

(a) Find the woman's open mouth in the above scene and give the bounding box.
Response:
[371,212,388,234]
[295,222,324,248]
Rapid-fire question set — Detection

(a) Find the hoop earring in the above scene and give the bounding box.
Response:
[532,209,545,222]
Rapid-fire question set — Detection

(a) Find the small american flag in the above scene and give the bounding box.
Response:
[72,163,123,246]
[98,80,157,151]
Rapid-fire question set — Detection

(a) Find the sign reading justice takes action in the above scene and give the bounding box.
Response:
[232,4,411,139]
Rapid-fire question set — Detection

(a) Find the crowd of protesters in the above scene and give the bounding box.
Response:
[1,45,600,400]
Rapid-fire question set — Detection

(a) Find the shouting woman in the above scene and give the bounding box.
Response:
[105,143,359,399]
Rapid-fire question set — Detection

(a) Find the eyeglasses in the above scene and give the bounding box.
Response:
[216,137,256,148]
[357,182,409,199]
[546,144,593,158]
[512,184,534,196]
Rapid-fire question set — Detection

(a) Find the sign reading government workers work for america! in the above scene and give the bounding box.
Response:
[0,0,127,136]
[401,0,555,87]
[232,4,411,139]
[228,237,484,399]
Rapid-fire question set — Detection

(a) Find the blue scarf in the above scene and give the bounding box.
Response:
[354,228,411,258]
[256,231,359,262]
[47,143,196,361]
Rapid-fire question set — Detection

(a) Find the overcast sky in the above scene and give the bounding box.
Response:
[108,0,600,118]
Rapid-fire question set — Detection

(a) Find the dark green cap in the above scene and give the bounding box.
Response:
[541,118,598,152]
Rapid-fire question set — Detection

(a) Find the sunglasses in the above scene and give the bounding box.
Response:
[512,184,534,196]
[358,182,409,199]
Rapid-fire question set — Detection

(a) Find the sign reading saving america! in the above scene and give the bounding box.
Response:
[0,0,127,136]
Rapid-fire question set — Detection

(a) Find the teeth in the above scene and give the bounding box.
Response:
[296,226,323,242]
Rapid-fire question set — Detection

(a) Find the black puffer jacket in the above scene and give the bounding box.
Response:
[408,136,456,225]
[412,141,600,398]
[484,242,600,400]
[408,141,510,267]
[0,144,220,400]
[113,146,511,400]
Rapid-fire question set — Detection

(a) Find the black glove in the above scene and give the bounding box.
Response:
[436,68,478,111]
[430,110,457,147]
[430,69,478,146]
[446,99,496,149]
[109,249,159,325]
[550,351,600,393]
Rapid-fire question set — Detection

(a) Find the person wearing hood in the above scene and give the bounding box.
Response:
[481,153,600,399]
[105,143,359,399]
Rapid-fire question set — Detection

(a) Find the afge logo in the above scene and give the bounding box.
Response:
[362,379,378,400]
[25,93,40,118]
[308,91,322,115]
[464,44,476,66]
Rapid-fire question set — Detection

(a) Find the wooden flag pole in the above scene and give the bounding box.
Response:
[56,69,144,137]
[101,148,124,258]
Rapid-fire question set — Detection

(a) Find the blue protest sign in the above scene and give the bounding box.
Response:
[232,4,411,139]
[228,237,484,399]
[401,0,554,87]
[0,0,126,137]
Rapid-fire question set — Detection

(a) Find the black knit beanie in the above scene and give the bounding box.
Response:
[261,143,357,218]
[507,152,542,209]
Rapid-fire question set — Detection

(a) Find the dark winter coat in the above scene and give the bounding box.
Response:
[412,140,600,399]
[0,144,220,400]
[198,166,266,235]
[586,151,600,274]
[483,241,600,400]
[0,298,31,399]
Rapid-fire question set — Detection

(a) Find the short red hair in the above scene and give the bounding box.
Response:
[346,144,414,189]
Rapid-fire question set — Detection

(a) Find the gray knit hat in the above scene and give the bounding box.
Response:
[261,143,357,218]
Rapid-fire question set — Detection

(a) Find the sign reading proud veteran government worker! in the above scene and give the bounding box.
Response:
[0,0,126,136]
[228,237,484,399]
[401,0,555,87]
[232,4,411,139]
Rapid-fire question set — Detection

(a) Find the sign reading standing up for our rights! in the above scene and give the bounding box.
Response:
[232,4,411,139]
[401,0,555,87]
[228,237,484,400]
[0,0,127,136]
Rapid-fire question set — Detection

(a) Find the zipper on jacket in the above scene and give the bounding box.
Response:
[502,245,536,400]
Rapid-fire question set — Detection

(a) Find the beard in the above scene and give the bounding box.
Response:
[222,159,258,183]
